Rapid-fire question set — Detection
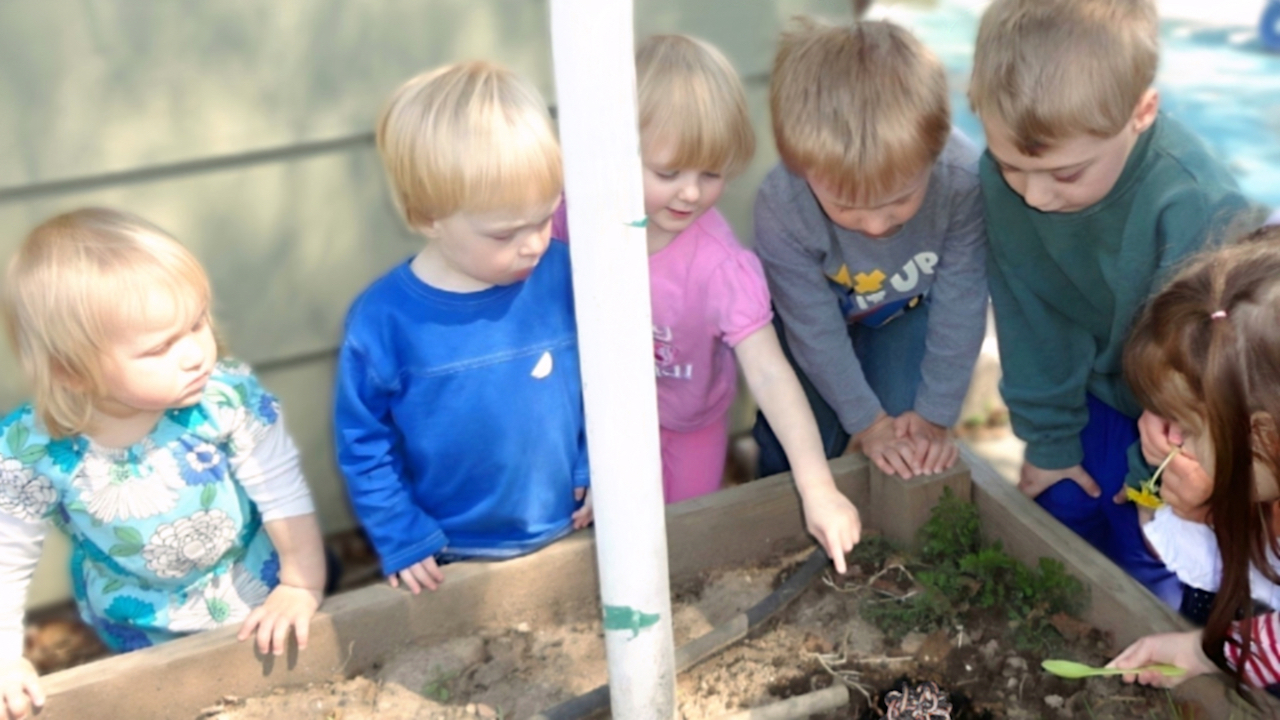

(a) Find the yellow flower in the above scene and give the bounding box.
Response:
[1125,485,1165,509]
[1121,445,1181,510]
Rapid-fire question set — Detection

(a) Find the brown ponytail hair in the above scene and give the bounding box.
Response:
[1124,226,1280,687]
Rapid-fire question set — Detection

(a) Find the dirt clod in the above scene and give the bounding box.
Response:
[914,629,952,665]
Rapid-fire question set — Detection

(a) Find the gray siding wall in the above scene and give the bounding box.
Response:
[0,0,848,608]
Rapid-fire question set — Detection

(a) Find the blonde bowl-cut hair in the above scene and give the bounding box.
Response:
[3,208,214,438]
[376,61,563,229]
[770,17,950,205]
[637,35,755,178]
[969,0,1159,156]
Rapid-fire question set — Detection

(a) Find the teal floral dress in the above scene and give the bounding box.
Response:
[0,360,282,652]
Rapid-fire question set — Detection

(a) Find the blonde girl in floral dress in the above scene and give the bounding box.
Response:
[0,208,325,720]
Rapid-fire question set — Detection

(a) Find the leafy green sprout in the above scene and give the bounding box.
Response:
[857,487,1088,652]
[421,667,459,702]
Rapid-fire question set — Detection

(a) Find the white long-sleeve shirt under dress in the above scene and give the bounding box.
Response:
[0,360,315,663]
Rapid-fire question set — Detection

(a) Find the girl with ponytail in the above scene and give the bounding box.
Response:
[1109,226,1280,697]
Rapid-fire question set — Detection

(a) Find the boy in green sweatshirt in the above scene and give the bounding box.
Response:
[969,0,1258,607]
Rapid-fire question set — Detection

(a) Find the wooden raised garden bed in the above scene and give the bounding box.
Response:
[31,450,1279,719]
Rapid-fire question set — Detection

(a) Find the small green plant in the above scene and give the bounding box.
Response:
[859,488,1088,651]
[421,667,459,702]
[917,488,981,566]
[862,583,953,640]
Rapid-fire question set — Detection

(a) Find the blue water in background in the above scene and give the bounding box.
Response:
[898,4,1280,210]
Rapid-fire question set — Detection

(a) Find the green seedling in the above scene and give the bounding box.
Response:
[860,488,1086,651]
[1042,659,1186,679]
[421,668,459,701]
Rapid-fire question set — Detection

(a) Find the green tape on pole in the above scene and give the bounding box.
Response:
[602,605,660,638]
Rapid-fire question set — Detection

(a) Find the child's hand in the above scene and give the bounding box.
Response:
[1106,631,1213,688]
[855,412,919,478]
[237,583,323,656]
[1137,410,1184,466]
[388,557,445,594]
[1018,462,1101,499]
[572,488,594,529]
[1159,448,1213,520]
[0,657,43,720]
[893,411,958,476]
[798,485,861,574]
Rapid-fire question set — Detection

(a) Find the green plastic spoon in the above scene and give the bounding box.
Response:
[1042,659,1186,679]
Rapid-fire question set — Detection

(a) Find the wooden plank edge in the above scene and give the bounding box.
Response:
[866,460,973,549]
[35,458,872,720]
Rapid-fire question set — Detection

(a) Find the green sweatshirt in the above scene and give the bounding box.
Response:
[983,113,1255,470]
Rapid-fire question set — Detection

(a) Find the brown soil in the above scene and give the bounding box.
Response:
[203,544,1187,720]
[22,609,108,675]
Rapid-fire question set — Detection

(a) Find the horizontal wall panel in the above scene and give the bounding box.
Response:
[0,146,413,409]
[0,0,557,188]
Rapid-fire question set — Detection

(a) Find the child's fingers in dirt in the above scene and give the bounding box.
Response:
[824,535,848,574]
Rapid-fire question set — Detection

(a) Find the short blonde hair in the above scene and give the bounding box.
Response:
[969,0,1158,155]
[376,61,563,228]
[770,17,950,205]
[637,35,755,177]
[3,208,214,437]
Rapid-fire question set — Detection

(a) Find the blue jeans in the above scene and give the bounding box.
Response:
[1035,394,1181,608]
[753,302,928,478]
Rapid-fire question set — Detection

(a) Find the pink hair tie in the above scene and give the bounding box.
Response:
[1210,310,1228,320]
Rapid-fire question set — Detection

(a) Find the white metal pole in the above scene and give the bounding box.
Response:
[549,1,676,718]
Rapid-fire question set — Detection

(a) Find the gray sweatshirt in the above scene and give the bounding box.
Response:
[754,131,988,437]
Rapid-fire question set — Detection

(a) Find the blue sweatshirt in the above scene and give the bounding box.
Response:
[334,241,589,574]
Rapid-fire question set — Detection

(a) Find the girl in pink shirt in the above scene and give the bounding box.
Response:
[631,35,861,569]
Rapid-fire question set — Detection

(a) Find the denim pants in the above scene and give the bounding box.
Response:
[753,302,928,478]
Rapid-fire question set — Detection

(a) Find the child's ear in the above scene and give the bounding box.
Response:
[414,219,442,240]
[1131,88,1160,134]
[403,207,440,239]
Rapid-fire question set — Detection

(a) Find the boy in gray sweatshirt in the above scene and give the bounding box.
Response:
[753,16,987,481]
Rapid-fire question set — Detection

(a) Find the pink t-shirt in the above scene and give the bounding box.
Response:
[552,203,773,432]
[650,209,773,432]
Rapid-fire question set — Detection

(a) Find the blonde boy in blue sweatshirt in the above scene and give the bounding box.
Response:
[334,63,591,593]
